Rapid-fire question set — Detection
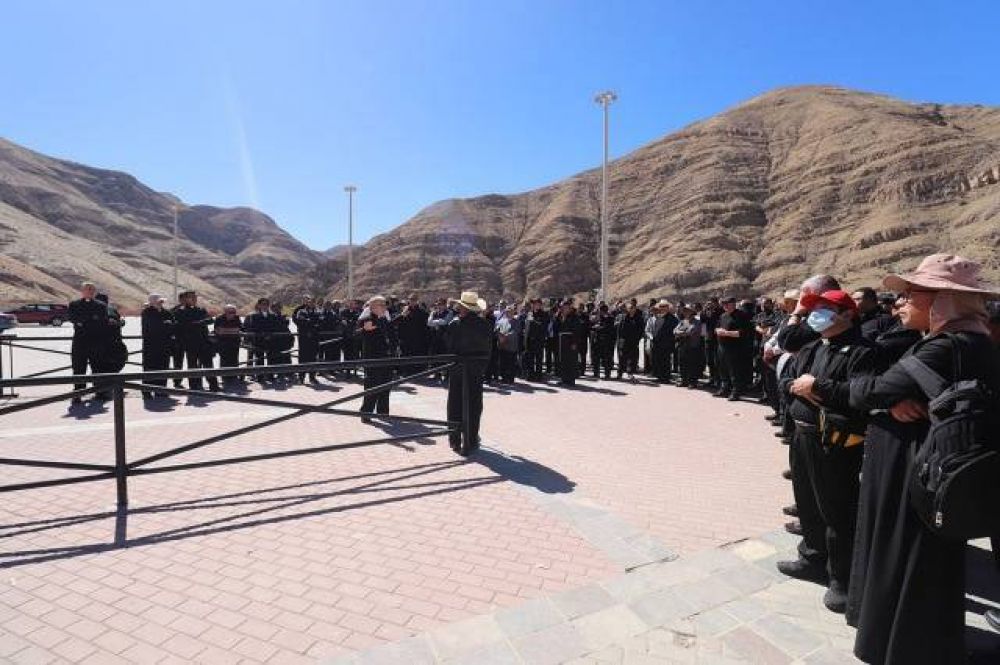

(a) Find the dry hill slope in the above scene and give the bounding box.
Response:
[0,138,321,309]
[295,86,999,302]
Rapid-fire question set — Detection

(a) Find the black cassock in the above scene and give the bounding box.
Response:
[817,332,999,665]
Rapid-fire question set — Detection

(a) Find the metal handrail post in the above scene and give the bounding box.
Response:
[113,382,128,508]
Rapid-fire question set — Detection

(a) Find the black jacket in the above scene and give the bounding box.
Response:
[141,306,175,349]
[173,305,213,347]
[446,312,492,370]
[69,298,112,342]
[616,310,645,344]
[782,325,882,434]
[356,311,396,359]
[718,309,754,349]
[524,309,549,346]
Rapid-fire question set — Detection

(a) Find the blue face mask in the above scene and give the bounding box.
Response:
[806,308,837,333]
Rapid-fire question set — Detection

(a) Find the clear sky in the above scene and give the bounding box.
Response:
[2,1,998,250]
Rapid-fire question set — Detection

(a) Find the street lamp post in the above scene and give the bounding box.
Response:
[594,90,617,302]
[344,185,357,301]
[172,204,179,303]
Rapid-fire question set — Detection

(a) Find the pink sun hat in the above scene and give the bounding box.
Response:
[883,254,999,296]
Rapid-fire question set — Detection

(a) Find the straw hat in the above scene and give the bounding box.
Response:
[451,291,483,312]
[365,295,387,307]
[883,254,999,296]
[655,299,672,309]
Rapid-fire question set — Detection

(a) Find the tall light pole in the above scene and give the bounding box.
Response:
[344,185,357,301]
[172,204,179,303]
[594,90,617,302]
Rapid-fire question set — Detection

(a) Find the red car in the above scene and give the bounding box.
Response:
[5,303,69,326]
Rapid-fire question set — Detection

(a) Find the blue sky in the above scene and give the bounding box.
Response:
[2,1,998,250]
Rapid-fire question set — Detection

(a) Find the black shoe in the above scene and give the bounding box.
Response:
[823,582,848,614]
[449,436,461,451]
[776,558,828,585]
[782,469,793,480]
[986,609,1000,633]
[727,393,740,401]
[765,413,781,422]
[71,397,82,405]
[782,504,799,517]
[713,390,727,398]
[773,430,788,438]
[784,521,802,536]
[361,416,371,424]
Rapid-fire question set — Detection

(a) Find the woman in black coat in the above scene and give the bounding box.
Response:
[795,254,999,664]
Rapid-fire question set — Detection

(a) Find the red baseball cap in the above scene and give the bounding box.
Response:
[800,290,859,315]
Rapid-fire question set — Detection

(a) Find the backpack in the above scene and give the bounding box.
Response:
[899,335,1000,540]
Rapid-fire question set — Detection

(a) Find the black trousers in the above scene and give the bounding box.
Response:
[498,350,517,383]
[523,342,544,378]
[577,337,588,372]
[544,338,558,373]
[142,343,170,391]
[800,426,863,588]
[298,337,318,378]
[184,344,218,390]
[651,341,674,381]
[618,341,640,376]
[705,339,719,383]
[592,342,613,378]
[762,364,780,414]
[360,366,391,415]
[791,427,827,567]
[217,342,240,370]
[718,344,751,394]
[71,340,101,393]
[447,366,484,449]
[171,345,185,386]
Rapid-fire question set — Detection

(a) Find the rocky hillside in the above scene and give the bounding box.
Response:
[0,138,321,310]
[294,86,1000,303]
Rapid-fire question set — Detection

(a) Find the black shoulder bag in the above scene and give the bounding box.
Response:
[899,334,1000,540]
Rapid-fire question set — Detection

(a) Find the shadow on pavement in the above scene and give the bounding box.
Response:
[470,447,575,495]
[0,459,502,569]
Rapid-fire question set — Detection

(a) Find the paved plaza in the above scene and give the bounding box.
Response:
[0,326,997,663]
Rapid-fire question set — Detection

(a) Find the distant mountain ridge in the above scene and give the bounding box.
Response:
[0,137,322,309]
[287,85,1000,302]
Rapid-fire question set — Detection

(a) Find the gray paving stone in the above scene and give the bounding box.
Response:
[352,636,436,665]
[750,614,824,658]
[441,640,521,665]
[670,574,743,614]
[716,564,779,596]
[757,529,801,552]
[428,614,505,661]
[682,548,746,574]
[687,606,740,637]
[641,561,709,589]
[495,597,564,640]
[721,626,793,665]
[601,570,666,603]
[552,584,618,620]
[572,604,648,652]
[627,589,695,627]
[718,597,770,623]
[514,622,589,665]
[798,645,864,664]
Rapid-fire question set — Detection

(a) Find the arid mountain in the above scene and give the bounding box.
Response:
[292,86,1000,303]
[0,138,321,310]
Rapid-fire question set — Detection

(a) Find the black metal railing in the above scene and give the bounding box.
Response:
[0,354,477,508]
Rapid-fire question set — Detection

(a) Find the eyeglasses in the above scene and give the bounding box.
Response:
[900,289,935,302]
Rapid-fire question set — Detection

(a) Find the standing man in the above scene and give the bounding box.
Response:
[495,304,520,384]
[616,301,644,380]
[140,294,174,399]
[647,300,678,383]
[357,295,396,421]
[589,302,616,379]
[427,298,454,381]
[213,304,243,384]
[701,297,722,388]
[522,298,549,380]
[244,298,276,382]
[293,295,321,383]
[318,299,344,368]
[446,292,492,455]
[173,290,220,392]
[68,282,114,402]
[777,290,881,613]
[714,296,753,400]
[341,299,363,376]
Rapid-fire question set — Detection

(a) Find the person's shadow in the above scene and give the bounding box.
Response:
[64,399,109,420]
[469,447,575,495]
[142,396,179,413]
[368,418,439,447]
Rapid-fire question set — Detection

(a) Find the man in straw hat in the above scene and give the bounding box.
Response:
[357,295,397,422]
[446,291,492,455]
[646,299,678,383]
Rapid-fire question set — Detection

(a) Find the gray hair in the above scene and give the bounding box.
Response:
[148,293,163,305]
[224,303,237,311]
[800,274,841,296]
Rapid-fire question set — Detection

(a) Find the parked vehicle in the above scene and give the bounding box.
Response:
[0,312,17,331]
[4,303,68,326]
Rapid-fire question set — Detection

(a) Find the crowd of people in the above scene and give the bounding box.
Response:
[64,253,1000,663]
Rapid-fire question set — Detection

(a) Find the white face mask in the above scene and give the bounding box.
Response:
[806,308,837,333]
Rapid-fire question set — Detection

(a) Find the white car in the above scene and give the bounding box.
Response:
[0,312,17,332]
